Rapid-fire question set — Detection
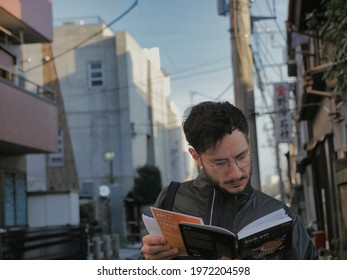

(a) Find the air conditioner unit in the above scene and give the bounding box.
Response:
[80,181,96,198]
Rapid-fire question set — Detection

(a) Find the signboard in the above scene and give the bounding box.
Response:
[274,83,292,143]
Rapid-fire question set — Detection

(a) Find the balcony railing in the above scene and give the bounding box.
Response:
[0,64,55,102]
[0,224,88,260]
[0,26,21,45]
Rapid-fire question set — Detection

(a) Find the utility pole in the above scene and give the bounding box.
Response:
[229,0,261,190]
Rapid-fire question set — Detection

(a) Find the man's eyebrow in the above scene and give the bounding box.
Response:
[237,149,249,157]
[212,149,249,161]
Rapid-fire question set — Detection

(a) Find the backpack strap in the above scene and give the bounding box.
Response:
[160,181,180,210]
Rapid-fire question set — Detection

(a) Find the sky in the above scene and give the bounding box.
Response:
[52,0,290,184]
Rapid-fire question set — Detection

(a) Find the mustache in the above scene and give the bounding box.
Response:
[224,175,248,185]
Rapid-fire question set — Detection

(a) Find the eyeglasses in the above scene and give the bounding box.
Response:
[210,154,252,174]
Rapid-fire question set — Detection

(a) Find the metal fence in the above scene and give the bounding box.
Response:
[0,224,88,260]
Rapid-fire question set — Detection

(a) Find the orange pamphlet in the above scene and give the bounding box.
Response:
[150,207,203,255]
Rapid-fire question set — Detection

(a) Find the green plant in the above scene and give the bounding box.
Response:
[133,165,162,204]
[306,0,347,94]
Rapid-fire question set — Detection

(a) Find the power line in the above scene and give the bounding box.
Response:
[265,0,287,42]
[169,56,230,76]
[50,61,233,104]
[171,65,231,81]
[255,102,322,117]
[214,82,233,100]
[136,4,177,68]
[26,0,139,72]
[253,28,283,79]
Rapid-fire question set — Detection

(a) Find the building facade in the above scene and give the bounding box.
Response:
[0,0,59,228]
[286,0,347,258]
[22,19,195,235]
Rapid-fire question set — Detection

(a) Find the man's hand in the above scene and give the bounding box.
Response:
[141,235,179,260]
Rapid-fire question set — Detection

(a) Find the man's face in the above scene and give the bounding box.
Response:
[189,130,251,194]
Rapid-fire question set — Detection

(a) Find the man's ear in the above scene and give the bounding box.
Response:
[188,147,202,166]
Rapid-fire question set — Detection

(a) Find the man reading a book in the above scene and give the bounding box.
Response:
[141,101,318,260]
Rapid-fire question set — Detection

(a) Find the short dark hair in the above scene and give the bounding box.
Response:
[182,101,249,154]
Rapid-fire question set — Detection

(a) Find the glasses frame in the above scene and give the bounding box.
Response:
[207,153,252,174]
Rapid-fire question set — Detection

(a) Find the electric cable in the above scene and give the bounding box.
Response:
[26,0,139,72]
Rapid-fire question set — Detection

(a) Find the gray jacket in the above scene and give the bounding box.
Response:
[154,169,318,260]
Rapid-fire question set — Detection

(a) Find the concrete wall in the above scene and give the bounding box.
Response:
[27,192,79,226]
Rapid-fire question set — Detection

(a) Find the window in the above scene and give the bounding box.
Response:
[48,130,64,167]
[2,172,27,227]
[88,62,104,88]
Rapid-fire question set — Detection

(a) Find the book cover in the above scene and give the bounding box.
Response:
[178,223,239,259]
[238,220,292,259]
[178,209,293,259]
[150,207,203,255]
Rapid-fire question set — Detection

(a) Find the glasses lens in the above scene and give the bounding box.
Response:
[236,154,252,168]
[213,160,228,174]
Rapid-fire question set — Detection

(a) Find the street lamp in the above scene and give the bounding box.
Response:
[103,151,114,184]
[99,185,111,234]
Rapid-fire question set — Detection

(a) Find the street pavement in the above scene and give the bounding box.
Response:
[118,245,142,260]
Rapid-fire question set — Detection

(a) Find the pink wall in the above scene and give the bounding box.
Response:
[0,82,58,153]
[0,0,53,41]
[0,49,15,68]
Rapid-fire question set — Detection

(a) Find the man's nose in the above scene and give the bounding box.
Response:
[226,161,243,178]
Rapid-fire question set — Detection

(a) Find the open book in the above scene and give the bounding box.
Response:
[142,207,293,259]
[142,207,203,255]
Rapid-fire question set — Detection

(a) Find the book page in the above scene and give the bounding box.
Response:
[179,222,237,237]
[237,208,292,239]
[142,214,163,237]
[150,207,203,255]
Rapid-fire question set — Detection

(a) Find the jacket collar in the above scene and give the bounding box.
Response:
[193,168,253,210]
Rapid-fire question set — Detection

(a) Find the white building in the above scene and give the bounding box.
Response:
[22,19,195,228]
